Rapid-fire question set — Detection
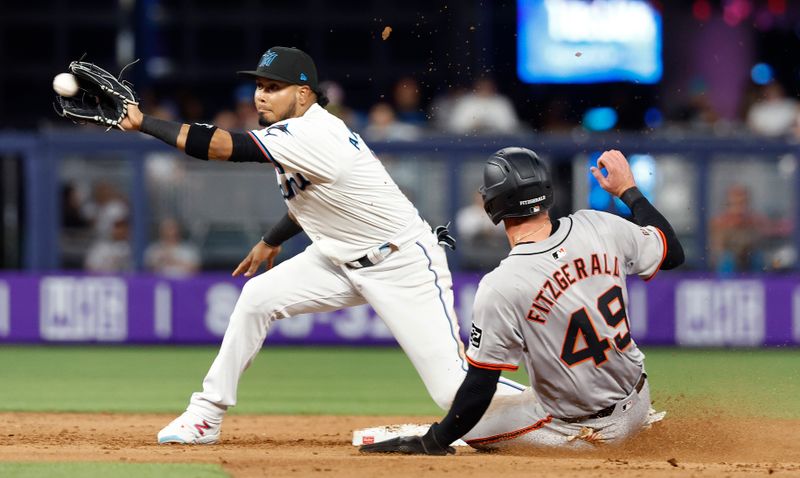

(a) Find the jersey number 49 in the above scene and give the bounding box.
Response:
[560,285,632,367]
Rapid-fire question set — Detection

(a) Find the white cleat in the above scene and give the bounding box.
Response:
[157,411,221,445]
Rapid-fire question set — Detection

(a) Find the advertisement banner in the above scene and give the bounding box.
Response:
[0,273,796,346]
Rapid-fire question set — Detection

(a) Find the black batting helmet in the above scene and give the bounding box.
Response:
[480,147,554,225]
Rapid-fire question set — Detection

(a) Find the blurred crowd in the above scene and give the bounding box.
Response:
[60,177,793,276]
[674,78,800,139]
[136,76,526,140]
[57,74,800,275]
[62,181,199,277]
[709,184,793,275]
[126,74,800,141]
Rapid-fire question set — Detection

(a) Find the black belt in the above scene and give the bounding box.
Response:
[345,243,398,269]
[349,255,376,268]
[557,373,647,424]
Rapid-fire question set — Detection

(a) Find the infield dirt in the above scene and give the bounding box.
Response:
[1,412,798,477]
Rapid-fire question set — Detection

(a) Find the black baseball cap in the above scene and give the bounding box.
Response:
[237,46,319,90]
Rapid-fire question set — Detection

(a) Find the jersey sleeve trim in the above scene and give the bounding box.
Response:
[466,355,519,372]
[247,131,285,173]
[643,226,668,282]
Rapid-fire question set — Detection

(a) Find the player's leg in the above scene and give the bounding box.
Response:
[349,229,527,418]
[159,244,364,444]
[583,379,653,444]
[461,387,567,448]
[468,379,653,450]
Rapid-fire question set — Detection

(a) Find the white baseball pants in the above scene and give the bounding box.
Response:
[463,378,654,449]
[186,221,529,440]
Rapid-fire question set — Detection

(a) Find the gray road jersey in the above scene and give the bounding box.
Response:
[466,209,666,418]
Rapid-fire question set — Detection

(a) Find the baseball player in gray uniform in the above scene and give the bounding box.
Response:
[362,147,685,454]
[117,46,530,444]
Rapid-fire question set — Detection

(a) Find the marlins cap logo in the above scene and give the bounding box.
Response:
[259,51,278,67]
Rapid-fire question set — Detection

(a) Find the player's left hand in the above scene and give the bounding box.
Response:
[590,150,637,197]
[120,103,143,131]
[232,241,281,277]
[359,425,455,456]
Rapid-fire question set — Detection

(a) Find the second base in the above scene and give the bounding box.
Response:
[352,423,468,447]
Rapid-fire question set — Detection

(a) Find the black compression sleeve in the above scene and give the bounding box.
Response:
[230,132,268,163]
[140,115,181,146]
[140,115,264,163]
[620,187,685,270]
[262,214,303,247]
[430,365,500,446]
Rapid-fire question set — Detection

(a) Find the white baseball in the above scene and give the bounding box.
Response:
[53,73,80,97]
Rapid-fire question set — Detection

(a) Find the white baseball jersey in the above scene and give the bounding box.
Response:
[466,210,667,418]
[247,103,418,264]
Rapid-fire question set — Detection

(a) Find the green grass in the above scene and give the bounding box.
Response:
[0,346,797,418]
[0,463,227,478]
[0,346,443,415]
[642,348,800,419]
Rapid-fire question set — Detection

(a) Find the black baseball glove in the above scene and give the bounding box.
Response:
[434,223,456,251]
[359,423,455,456]
[54,60,139,130]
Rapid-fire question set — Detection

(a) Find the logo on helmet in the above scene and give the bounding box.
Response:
[519,195,546,206]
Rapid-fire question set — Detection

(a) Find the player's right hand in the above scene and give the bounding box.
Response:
[360,424,455,456]
[232,241,281,277]
[119,103,144,131]
[360,435,455,456]
[590,149,637,197]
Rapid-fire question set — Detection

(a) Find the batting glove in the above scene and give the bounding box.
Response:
[360,423,455,456]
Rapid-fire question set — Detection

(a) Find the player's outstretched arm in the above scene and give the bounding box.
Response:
[591,150,685,269]
[122,103,260,162]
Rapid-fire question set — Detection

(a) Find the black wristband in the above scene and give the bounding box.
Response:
[620,186,645,209]
[184,124,218,160]
[262,214,303,247]
[140,115,182,147]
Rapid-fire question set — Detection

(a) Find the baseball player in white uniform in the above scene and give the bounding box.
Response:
[361,148,685,454]
[119,46,531,444]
